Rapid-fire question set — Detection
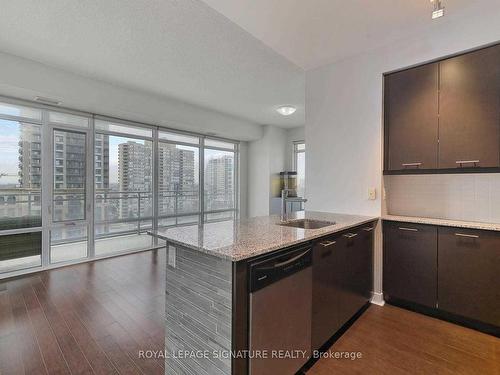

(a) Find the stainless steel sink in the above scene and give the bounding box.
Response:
[277,219,336,229]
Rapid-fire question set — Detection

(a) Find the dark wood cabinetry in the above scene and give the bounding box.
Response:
[312,223,374,351]
[384,220,500,335]
[439,44,500,168]
[384,43,500,174]
[383,221,437,308]
[438,227,500,327]
[384,63,439,171]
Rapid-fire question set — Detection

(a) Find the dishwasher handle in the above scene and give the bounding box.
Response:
[250,247,312,292]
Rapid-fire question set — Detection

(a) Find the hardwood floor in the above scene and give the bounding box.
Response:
[1,249,499,375]
[0,249,166,375]
[308,304,500,375]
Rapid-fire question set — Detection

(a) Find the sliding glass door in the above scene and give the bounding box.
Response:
[48,112,92,263]
[94,119,154,256]
[204,139,237,221]
[158,130,200,227]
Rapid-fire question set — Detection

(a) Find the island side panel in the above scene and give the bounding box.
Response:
[166,244,233,375]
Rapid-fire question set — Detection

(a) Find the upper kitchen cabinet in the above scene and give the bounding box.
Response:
[438,44,500,169]
[384,63,439,171]
[384,43,500,174]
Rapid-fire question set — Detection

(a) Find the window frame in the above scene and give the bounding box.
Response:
[0,96,240,279]
[292,141,305,197]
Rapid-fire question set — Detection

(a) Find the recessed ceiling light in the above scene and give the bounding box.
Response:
[431,0,445,19]
[276,105,297,116]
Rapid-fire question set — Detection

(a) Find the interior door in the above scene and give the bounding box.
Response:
[438,44,500,168]
[47,113,92,264]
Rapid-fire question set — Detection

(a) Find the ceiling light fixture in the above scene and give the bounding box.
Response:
[431,0,445,19]
[276,105,297,116]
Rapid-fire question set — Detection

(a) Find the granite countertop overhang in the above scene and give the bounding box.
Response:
[149,211,378,261]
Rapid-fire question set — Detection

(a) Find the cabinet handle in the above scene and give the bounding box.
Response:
[320,240,336,247]
[402,162,422,167]
[363,227,374,232]
[343,233,358,239]
[398,227,418,232]
[456,160,479,167]
[455,233,479,239]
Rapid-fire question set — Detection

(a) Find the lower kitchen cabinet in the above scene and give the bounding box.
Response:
[384,220,500,333]
[383,221,438,308]
[312,223,374,351]
[438,227,500,327]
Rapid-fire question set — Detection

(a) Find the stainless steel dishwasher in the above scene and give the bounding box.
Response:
[249,245,312,375]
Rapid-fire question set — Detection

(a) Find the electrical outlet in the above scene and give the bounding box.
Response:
[168,246,176,268]
[368,188,376,200]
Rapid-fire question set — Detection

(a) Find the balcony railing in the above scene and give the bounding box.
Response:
[1,188,236,245]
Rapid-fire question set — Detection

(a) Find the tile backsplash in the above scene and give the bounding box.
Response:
[384,174,500,223]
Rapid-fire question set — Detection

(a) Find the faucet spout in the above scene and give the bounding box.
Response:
[281,189,307,221]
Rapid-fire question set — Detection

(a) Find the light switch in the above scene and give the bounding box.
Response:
[368,188,377,200]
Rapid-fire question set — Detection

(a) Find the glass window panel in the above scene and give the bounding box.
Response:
[159,130,199,145]
[0,102,42,121]
[204,149,235,211]
[205,139,236,150]
[0,232,42,273]
[0,120,42,230]
[158,143,199,217]
[49,111,90,128]
[95,120,152,138]
[95,231,153,256]
[296,151,305,198]
[296,142,305,151]
[50,224,88,263]
[205,211,235,222]
[52,130,86,222]
[94,134,153,255]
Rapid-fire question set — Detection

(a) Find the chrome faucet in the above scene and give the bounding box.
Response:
[281,189,307,221]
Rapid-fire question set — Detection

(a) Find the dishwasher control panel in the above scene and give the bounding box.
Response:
[249,246,312,292]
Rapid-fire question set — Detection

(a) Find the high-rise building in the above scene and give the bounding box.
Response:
[94,134,110,190]
[118,141,152,218]
[158,144,196,215]
[205,154,234,211]
[18,123,42,189]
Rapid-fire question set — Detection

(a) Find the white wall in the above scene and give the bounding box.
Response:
[247,125,288,217]
[0,51,263,141]
[306,8,500,217]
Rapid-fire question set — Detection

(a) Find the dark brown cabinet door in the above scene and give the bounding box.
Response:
[383,221,438,308]
[438,227,500,327]
[439,44,500,168]
[336,226,374,327]
[312,223,374,351]
[385,63,439,171]
[312,236,341,351]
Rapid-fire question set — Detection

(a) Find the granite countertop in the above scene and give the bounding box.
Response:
[383,214,500,232]
[149,211,378,261]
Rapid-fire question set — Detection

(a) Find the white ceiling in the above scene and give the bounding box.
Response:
[201,0,498,70]
[0,0,305,128]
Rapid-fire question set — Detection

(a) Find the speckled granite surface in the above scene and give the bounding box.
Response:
[383,215,500,232]
[149,211,377,261]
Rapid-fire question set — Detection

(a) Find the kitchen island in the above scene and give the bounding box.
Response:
[149,211,377,375]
